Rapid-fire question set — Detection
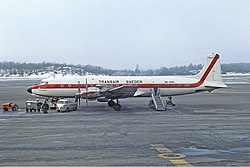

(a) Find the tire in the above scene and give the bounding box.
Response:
[113,103,121,111]
[66,108,69,112]
[3,108,8,111]
[57,110,60,112]
[108,100,115,107]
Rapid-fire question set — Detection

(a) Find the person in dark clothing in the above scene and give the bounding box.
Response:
[36,99,42,112]
[42,100,49,114]
[154,86,158,95]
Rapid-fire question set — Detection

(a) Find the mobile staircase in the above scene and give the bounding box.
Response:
[151,88,166,111]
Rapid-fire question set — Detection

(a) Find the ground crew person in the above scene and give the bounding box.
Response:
[42,100,49,114]
[154,86,158,95]
[36,100,42,112]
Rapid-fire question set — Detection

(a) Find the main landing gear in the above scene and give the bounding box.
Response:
[166,96,175,106]
[108,99,121,111]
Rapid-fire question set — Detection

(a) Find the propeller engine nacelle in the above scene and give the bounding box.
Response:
[80,87,101,100]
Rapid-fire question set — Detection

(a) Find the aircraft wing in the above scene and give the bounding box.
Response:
[101,85,138,99]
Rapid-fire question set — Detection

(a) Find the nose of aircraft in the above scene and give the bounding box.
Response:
[27,87,32,94]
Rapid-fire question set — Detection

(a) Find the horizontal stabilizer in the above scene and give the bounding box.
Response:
[205,84,227,89]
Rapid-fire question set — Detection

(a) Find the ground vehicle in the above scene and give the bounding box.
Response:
[25,100,42,112]
[56,99,77,112]
[50,98,58,109]
[2,102,19,111]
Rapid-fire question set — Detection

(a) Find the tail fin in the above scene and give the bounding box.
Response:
[195,53,227,88]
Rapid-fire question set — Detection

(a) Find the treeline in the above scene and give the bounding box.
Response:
[153,63,250,75]
[108,63,250,76]
[155,64,203,76]
[221,63,250,73]
[0,61,250,76]
[0,61,114,76]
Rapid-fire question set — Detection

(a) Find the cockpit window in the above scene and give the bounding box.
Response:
[40,81,48,85]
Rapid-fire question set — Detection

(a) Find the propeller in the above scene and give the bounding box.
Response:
[77,81,81,107]
[85,78,88,107]
[76,79,88,108]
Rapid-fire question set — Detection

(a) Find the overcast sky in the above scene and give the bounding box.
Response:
[0,0,249,69]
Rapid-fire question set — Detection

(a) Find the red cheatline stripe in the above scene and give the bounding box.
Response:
[32,54,219,90]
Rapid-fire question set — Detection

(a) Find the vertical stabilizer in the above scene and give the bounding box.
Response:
[195,53,226,88]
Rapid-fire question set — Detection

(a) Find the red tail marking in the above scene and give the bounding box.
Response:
[190,54,219,87]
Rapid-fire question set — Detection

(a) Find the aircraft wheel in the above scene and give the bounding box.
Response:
[108,100,115,107]
[113,103,121,111]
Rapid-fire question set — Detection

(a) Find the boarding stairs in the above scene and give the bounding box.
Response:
[151,88,166,111]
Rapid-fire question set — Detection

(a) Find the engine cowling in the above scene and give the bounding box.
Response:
[80,87,100,99]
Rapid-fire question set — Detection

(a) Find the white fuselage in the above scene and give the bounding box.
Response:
[30,75,211,98]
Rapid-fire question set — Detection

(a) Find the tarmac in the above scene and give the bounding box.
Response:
[0,78,250,166]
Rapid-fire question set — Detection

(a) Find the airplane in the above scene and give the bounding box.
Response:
[27,53,227,111]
